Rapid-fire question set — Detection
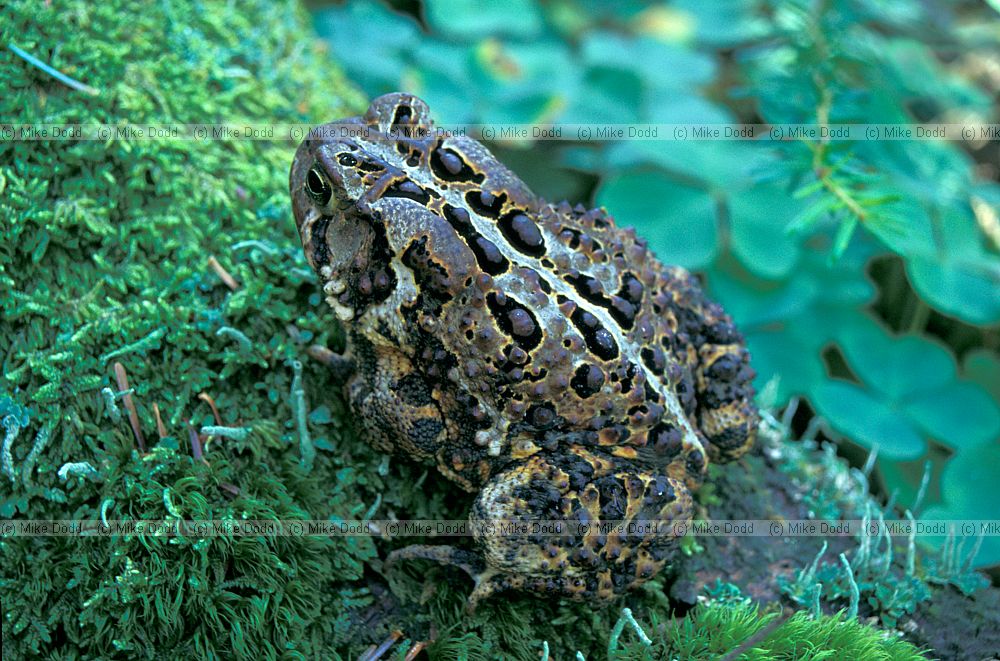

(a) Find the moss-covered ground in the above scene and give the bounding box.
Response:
[0,1,942,658]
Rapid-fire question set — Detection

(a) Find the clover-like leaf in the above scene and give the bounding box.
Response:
[964,349,1000,404]
[727,185,803,279]
[707,250,876,403]
[836,320,955,399]
[580,32,717,88]
[313,2,421,94]
[423,0,542,40]
[827,320,1000,453]
[602,140,767,191]
[908,255,1000,326]
[562,66,643,124]
[670,0,771,46]
[922,444,1000,568]
[900,203,1000,325]
[902,382,1000,451]
[596,171,718,268]
[811,380,926,459]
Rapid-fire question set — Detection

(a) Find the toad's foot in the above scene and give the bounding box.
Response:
[307,344,355,383]
[385,544,496,613]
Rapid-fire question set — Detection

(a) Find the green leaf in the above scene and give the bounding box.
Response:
[963,349,1000,404]
[836,322,955,399]
[707,249,876,404]
[901,382,1000,450]
[596,172,718,268]
[727,186,803,279]
[313,2,421,93]
[860,197,934,258]
[580,32,717,88]
[670,0,771,46]
[922,444,1000,568]
[423,0,542,39]
[810,380,926,459]
[833,321,1000,451]
[466,41,577,117]
[743,330,827,404]
[603,140,767,191]
[643,92,733,124]
[832,215,858,258]
[899,207,1000,326]
[562,66,643,124]
[907,255,1000,326]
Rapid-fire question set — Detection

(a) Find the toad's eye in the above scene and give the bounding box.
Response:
[306,166,332,206]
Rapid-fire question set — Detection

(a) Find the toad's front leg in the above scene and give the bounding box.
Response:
[389,446,693,612]
[333,334,452,462]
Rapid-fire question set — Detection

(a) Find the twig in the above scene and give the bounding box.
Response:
[207,256,240,290]
[1,416,21,483]
[21,424,53,486]
[186,423,204,462]
[198,392,224,426]
[839,553,860,619]
[904,510,916,577]
[306,344,337,364]
[912,460,932,514]
[113,362,146,452]
[403,641,428,661]
[101,387,122,422]
[101,327,167,362]
[152,403,168,439]
[216,326,253,352]
[200,425,250,441]
[8,43,99,95]
[100,499,115,527]
[359,630,401,661]
[219,482,241,497]
[607,607,651,655]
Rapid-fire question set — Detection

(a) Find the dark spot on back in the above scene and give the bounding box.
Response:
[571,364,605,398]
[565,273,635,330]
[466,190,507,219]
[487,292,542,351]
[443,204,509,275]
[431,147,485,183]
[570,308,618,360]
[499,212,546,257]
[384,178,430,204]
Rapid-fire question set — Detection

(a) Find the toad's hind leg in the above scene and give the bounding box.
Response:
[462,448,692,610]
[660,266,758,462]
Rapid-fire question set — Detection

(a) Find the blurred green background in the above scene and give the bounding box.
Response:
[308,0,1000,565]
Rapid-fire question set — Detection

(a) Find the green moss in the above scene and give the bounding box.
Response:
[659,602,926,661]
[0,0,379,657]
[428,600,927,660]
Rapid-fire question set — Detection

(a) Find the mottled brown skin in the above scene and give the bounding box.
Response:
[290,93,758,609]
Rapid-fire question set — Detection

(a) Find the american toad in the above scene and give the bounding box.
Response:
[290,93,758,609]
